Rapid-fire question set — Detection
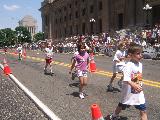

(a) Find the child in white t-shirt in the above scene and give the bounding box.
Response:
[44,43,54,75]
[107,42,126,91]
[17,44,23,60]
[108,43,148,120]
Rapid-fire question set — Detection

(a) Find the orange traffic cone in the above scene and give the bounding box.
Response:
[3,58,12,75]
[91,104,104,120]
[89,53,96,72]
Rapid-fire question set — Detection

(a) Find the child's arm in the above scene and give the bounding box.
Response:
[69,59,76,74]
[124,81,143,93]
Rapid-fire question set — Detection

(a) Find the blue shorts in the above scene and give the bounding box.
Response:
[118,103,146,111]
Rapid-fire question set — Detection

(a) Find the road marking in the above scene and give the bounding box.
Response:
[0,64,61,120]
[7,52,160,88]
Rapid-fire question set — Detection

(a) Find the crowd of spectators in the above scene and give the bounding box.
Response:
[28,25,160,59]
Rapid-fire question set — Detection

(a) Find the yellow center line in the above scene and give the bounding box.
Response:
[7,52,160,88]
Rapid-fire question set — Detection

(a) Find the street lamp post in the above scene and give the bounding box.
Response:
[143,4,152,27]
[89,18,96,35]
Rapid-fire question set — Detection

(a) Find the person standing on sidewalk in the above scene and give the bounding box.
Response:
[69,43,90,99]
[44,42,54,75]
[107,43,148,120]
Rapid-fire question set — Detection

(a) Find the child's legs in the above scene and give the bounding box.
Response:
[83,76,88,86]
[78,71,88,92]
[79,76,84,92]
[109,73,117,85]
[114,105,122,116]
[135,104,148,120]
[44,61,49,69]
[48,63,52,71]
[140,110,148,120]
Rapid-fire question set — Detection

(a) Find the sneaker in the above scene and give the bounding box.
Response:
[50,72,54,76]
[107,84,113,91]
[44,68,47,74]
[79,92,85,99]
[117,80,122,88]
[107,114,120,120]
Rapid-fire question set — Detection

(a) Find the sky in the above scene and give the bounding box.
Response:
[0,0,43,32]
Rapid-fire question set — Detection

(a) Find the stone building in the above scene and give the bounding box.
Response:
[40,0,160,40]
[19,15,38,40]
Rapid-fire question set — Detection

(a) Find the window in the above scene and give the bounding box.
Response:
[75,11,78,18]
[99,1,102,10]
[64,16,67,21]
[55,18,57,24]
[69,4,72,8]
[60,17,62,23]
[70,26,72,35]
[75,1,77,6]
[45,15,48,26]
[99,19,102,33]
[82,22,86,34]
[90,5,94,13]
[69,13,72,20]
[82,8,86,16]
[64,6,67,11]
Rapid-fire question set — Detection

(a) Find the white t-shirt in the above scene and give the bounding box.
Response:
[113,50,126,66]
[121,62,145,105]
[45,47,53,59]
[17,46,23,54]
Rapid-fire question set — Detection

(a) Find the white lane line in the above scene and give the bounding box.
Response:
[0,64,61,120]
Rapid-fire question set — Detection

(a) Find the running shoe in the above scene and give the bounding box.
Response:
[79,92,85,99]
[106,114,120,120]
[50,72,54,76]
[44,68,47,74]
[117,80,122,88]
[107,84,113,91]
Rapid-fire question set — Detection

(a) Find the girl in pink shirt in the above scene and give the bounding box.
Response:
[69,43,89,99]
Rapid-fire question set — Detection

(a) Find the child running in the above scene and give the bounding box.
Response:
[17,44,23,60]
[107,42,126,91]
[44,42,54,75]
[107,43,148,120]
[69,43,90,99]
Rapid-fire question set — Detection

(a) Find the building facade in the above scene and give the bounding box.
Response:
[19,15,38,40]
[40,0,160,40]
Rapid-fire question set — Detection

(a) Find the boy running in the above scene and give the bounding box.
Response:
[44,43,54,75]
[107,42,126,91]
[17,44,23,60]
[69,43,90,99]
[108,43,148,120]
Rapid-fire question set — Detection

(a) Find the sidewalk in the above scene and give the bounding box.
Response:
[0,74,48,120]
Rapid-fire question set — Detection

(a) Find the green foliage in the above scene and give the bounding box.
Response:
[33,32,44,43]
[0,28,16,47]
[15,26,32,44]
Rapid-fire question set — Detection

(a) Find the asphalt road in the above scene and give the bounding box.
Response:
[0,49,160,120]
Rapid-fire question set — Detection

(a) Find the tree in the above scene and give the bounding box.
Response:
[15,26,32,44]
[33,32,44,43]
[0,28,16,47]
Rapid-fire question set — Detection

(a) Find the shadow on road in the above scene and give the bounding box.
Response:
[106,87,121,93]
[69,82,79,87]
[105,115,128,120]
[66,92,79,98]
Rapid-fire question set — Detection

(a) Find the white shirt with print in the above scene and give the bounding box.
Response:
[45,47,53,59]
[121,62,145,105]
[113,50,126,66]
